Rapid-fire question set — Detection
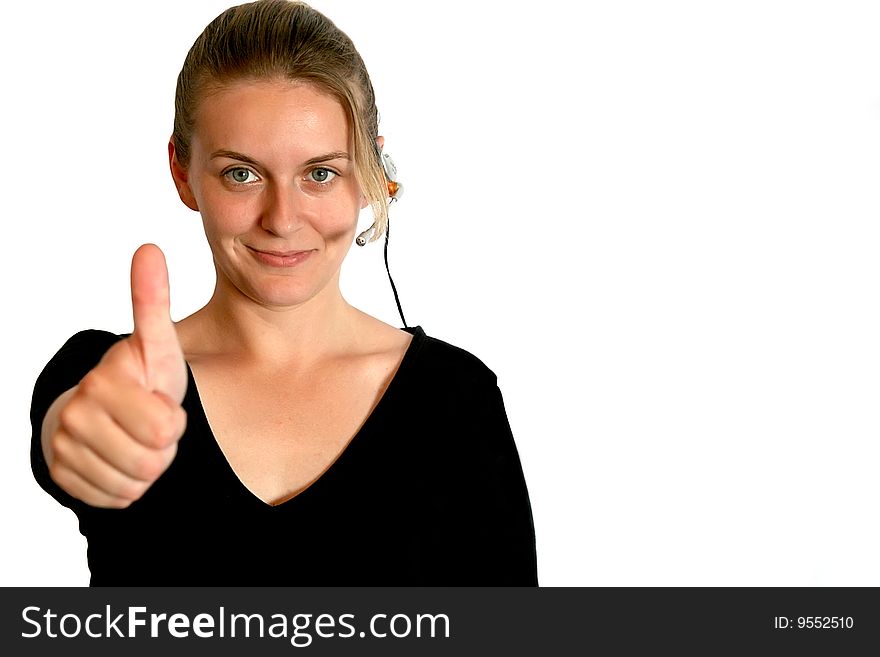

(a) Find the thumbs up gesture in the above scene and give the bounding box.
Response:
[44,244,188,508]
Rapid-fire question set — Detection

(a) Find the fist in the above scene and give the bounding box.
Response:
[46,244,188,508]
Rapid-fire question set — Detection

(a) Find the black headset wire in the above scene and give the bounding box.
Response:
[383,214,408,329]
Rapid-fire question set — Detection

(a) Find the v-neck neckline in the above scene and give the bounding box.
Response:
[183,326,425,510]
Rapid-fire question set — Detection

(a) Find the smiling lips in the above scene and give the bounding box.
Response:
[247,246,315,268]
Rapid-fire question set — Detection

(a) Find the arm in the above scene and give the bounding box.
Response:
[470,379,539,585]
[422,368,538,586]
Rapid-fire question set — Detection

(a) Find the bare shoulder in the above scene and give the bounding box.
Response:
[173,312,209,359]
[352,311,413,360]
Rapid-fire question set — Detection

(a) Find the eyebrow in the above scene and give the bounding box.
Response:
[209,149,351,167]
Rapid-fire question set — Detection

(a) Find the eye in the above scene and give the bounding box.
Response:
[224,167,260,184]
[309,168,337,184]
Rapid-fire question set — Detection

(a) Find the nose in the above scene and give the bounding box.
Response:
[260,181,308,237]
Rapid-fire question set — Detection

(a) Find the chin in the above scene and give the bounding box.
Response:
[240,276,328,308]
[246,285,316,309]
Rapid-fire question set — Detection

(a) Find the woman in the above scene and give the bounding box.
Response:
[30,0,536,585]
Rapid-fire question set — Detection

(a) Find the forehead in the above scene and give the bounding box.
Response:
[191,79,350,157]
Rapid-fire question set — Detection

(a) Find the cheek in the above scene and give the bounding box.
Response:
[313,187,363,236]
[198,189,258,236]
[201,208,247,242]
[320,200,360,232]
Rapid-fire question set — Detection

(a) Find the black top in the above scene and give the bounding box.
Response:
[30,326,538,586]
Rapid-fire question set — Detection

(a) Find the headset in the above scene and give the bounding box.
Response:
[356,144,408,328]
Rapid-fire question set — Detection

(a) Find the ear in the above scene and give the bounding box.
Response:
[168,138,199,211]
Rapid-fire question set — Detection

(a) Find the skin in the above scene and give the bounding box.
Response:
[170,79,393,368]
[42,245,187,508]
[42,78,410,508]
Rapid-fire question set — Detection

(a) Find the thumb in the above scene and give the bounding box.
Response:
[130,243,187,401]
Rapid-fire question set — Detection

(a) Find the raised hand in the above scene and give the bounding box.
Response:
[43,244,188,508]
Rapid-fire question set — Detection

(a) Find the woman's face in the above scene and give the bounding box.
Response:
[171,79,366,310]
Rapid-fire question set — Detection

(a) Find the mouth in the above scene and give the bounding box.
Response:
[247,246,315,268]
[251,248,312,257]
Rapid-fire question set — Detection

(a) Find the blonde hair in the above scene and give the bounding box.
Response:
[173,0,388,242]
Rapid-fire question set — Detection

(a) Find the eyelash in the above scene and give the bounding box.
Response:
[308,167,338,185]
[221,166,339,187]
[223,167,259,185]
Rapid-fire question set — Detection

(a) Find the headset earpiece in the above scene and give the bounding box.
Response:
[357,148,404,246]
[381,152,403,202]
[387,180,402,201]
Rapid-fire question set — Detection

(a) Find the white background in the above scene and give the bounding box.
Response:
[2,0,879,586]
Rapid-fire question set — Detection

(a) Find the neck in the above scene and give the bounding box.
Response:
[182,270,363,371]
